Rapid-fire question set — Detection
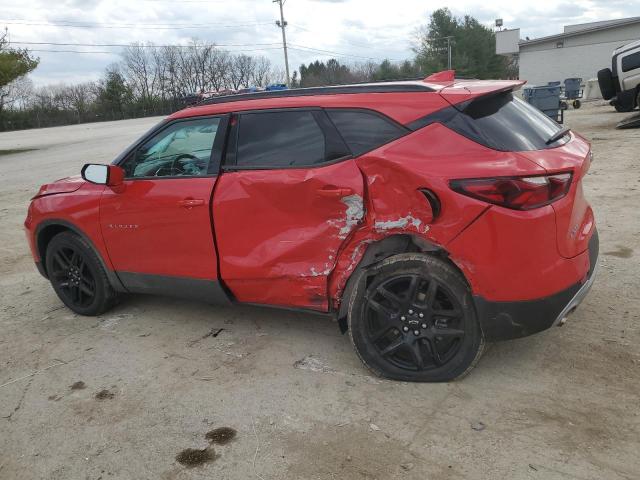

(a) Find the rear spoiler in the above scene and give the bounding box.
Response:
[438,79,527,110]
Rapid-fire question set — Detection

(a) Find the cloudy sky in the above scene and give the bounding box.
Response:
[2,0,638,85]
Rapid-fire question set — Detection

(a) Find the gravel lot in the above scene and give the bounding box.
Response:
[1,103,638,480]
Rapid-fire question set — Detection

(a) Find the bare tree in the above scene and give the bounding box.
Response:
[229,54,255,90]
[251,56,273,87]
[121,43,158,103]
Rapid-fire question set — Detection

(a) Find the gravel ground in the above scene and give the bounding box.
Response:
[0,103,638,480]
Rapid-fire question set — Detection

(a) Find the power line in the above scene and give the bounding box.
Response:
[289,24,372,50]
[289,44,400,62]
[10,41,282,48]
[28,46,285,54]
[19,41,401,61]
[0,20,273,30]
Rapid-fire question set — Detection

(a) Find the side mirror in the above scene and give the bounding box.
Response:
[81,164,124,187]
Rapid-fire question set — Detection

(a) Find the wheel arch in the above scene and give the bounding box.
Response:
[335,233,468,333]
[35,219,126,292]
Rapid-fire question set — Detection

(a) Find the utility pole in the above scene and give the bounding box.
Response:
[274,0,291,86]
[424,35,454,70]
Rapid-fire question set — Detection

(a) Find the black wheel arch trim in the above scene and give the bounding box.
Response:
[336,234,444,333]
[34,219,127,292]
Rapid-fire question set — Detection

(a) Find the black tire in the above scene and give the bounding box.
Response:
[45,231,117,316]
[560,101,568,110]
[597,68,615,100]
[614,102,634,113]
[347,253,484,382]
[573,99,581,109]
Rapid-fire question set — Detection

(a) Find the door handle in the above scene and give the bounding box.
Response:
[317,187,354,198]
[178,198,205,208]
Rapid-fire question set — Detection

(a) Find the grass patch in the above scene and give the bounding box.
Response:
[0,148,37,156]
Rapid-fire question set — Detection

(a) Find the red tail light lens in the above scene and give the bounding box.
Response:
[450,173,573,210]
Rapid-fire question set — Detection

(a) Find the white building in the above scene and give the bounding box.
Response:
[496,17,640,88]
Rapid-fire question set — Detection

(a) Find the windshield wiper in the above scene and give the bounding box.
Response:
[546,126,571,145]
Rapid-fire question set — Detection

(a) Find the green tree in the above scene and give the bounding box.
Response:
[372,59,421,81]
[415,8,508,79]
[96,68,132,119]
[298,59,353,87]
[0,30,39,113]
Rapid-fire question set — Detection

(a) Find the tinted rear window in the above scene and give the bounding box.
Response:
[326,109,406,156]
[236,111,326,167]
[443,92,567,151]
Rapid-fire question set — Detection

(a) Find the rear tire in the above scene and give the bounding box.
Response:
[347,253,484,382]
[45,232,117,316]
[573,99,581,109]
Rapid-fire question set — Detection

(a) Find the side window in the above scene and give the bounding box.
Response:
[235,110,346,168]
[123,117,220,178]
[326,109,406,156]
[621,51,640,73]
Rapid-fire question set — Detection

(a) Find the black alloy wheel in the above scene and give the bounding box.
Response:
[45,231,117,316]
[348,253,484,382]
[49,245,96,309]
[364,274,465,371]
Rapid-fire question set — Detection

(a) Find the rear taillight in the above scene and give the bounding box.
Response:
[450,173,572,210]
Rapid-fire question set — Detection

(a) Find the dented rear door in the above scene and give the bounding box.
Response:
[212,109,364,310]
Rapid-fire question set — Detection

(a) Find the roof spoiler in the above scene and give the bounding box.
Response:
[424,70,455,84]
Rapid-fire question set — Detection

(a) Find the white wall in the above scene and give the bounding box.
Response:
[496,28,520,54]
[519,23,640,89]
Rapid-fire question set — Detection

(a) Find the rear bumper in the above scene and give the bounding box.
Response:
[474,230,599,341]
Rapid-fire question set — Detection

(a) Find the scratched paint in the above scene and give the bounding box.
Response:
[340,194,365,237]
[327,194,365,239]
[374,214,429,234]
[312,195,364,277]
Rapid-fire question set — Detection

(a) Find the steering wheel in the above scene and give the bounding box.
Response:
[154,154,197,176]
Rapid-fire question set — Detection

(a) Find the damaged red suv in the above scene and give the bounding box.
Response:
[24,70,598,382]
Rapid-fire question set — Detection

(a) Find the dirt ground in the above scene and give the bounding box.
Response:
[0,103,638,480]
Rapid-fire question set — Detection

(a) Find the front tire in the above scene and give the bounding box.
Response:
[45,232,117,316]
[347,253,484,382]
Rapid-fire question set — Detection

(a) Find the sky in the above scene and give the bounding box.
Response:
[2,0,639,86]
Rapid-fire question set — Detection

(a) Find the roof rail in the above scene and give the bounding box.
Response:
[197,82,435,106]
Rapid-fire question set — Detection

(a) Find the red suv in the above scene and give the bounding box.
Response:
[24,71,598,382]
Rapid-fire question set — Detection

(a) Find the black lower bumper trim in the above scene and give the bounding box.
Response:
[474,230,599,341]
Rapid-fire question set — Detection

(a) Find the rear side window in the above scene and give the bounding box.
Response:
[236,110,346,168]
[621,51,640,72]
[442,92,567,151]
[326,109,406,156]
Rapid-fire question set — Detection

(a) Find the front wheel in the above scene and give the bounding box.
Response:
[45,232,117,316]
[347,253,484,382]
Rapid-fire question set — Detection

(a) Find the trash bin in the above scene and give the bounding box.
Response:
[563,78,583,108]
[524,85,563,123]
